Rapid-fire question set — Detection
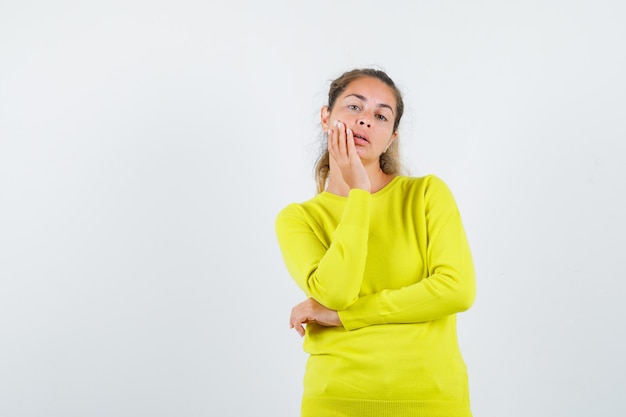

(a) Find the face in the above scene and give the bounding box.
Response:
[321,76,398,163]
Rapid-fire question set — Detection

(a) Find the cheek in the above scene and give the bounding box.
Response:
[330,110,350,123]
[375,124,394,137]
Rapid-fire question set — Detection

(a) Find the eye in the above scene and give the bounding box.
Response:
[347,104,361,111]
[376,114,388,122]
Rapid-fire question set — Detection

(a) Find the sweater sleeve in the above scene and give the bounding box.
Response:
[338,177,476,330]
[275,189,372,311]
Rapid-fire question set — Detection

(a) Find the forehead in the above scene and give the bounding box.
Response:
[341,76,397,108]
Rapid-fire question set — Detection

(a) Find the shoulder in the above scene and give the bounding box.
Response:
[276,201,306,224]
[394,174,452,195]
[392,175,458,211]
[275,194,324,226]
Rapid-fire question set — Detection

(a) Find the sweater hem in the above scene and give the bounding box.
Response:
[301,396,472,417]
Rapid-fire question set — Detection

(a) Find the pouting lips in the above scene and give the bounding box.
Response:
[353,133,369,142]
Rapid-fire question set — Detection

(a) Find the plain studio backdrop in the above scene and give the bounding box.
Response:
[1,1,625,416]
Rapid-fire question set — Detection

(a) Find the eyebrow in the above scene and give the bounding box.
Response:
[345,93,395,115]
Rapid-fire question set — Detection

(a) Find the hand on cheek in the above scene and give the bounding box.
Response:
[328,120,371,192]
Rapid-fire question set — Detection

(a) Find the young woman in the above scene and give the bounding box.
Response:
[275,68,476,417]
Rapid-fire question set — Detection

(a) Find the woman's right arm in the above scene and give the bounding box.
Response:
[337,176,476,330]
[275,189,371,311]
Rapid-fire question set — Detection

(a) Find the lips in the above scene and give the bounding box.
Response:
[352,132,369,143]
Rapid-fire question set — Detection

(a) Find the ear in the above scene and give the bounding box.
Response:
[386,130,399,148]
[320,106,331,131]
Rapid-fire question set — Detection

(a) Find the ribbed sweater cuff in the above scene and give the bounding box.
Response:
[338,293,384,331]
[339,188,371,227]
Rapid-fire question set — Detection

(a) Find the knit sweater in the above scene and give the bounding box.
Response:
[275,175,476,417]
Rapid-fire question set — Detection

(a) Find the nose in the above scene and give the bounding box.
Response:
[359,119,371,128]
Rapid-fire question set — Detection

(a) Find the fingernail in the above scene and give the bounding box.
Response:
[347,128,352,135]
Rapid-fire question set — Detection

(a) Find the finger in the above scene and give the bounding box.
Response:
[295,323,305,337]
[346,127,357,157]
[290,310,307,337]
[289,308,301,329]
[327,126,337,158]
[329,127,345,165]
[336,121,347,158]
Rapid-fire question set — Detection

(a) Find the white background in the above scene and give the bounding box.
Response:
[1,1,625,416]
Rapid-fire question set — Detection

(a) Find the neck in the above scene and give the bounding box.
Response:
[326,163,395,196]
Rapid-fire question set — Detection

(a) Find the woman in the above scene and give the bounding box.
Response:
[275,68,476,417]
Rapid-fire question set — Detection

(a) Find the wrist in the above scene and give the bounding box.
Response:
[349,180,371,193]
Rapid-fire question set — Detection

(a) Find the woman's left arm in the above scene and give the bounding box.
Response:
[338,177,476,331]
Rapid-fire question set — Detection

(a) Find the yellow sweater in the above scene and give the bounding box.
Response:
[276,175,476,417]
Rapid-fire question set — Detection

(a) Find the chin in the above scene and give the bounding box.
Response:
[355,147,368,157]
[356,150,376,164]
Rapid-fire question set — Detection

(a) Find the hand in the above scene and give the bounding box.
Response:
[289,298,342,337]
[328,120,371,192]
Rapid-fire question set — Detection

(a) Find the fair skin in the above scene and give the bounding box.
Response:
[289,76,399,337]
